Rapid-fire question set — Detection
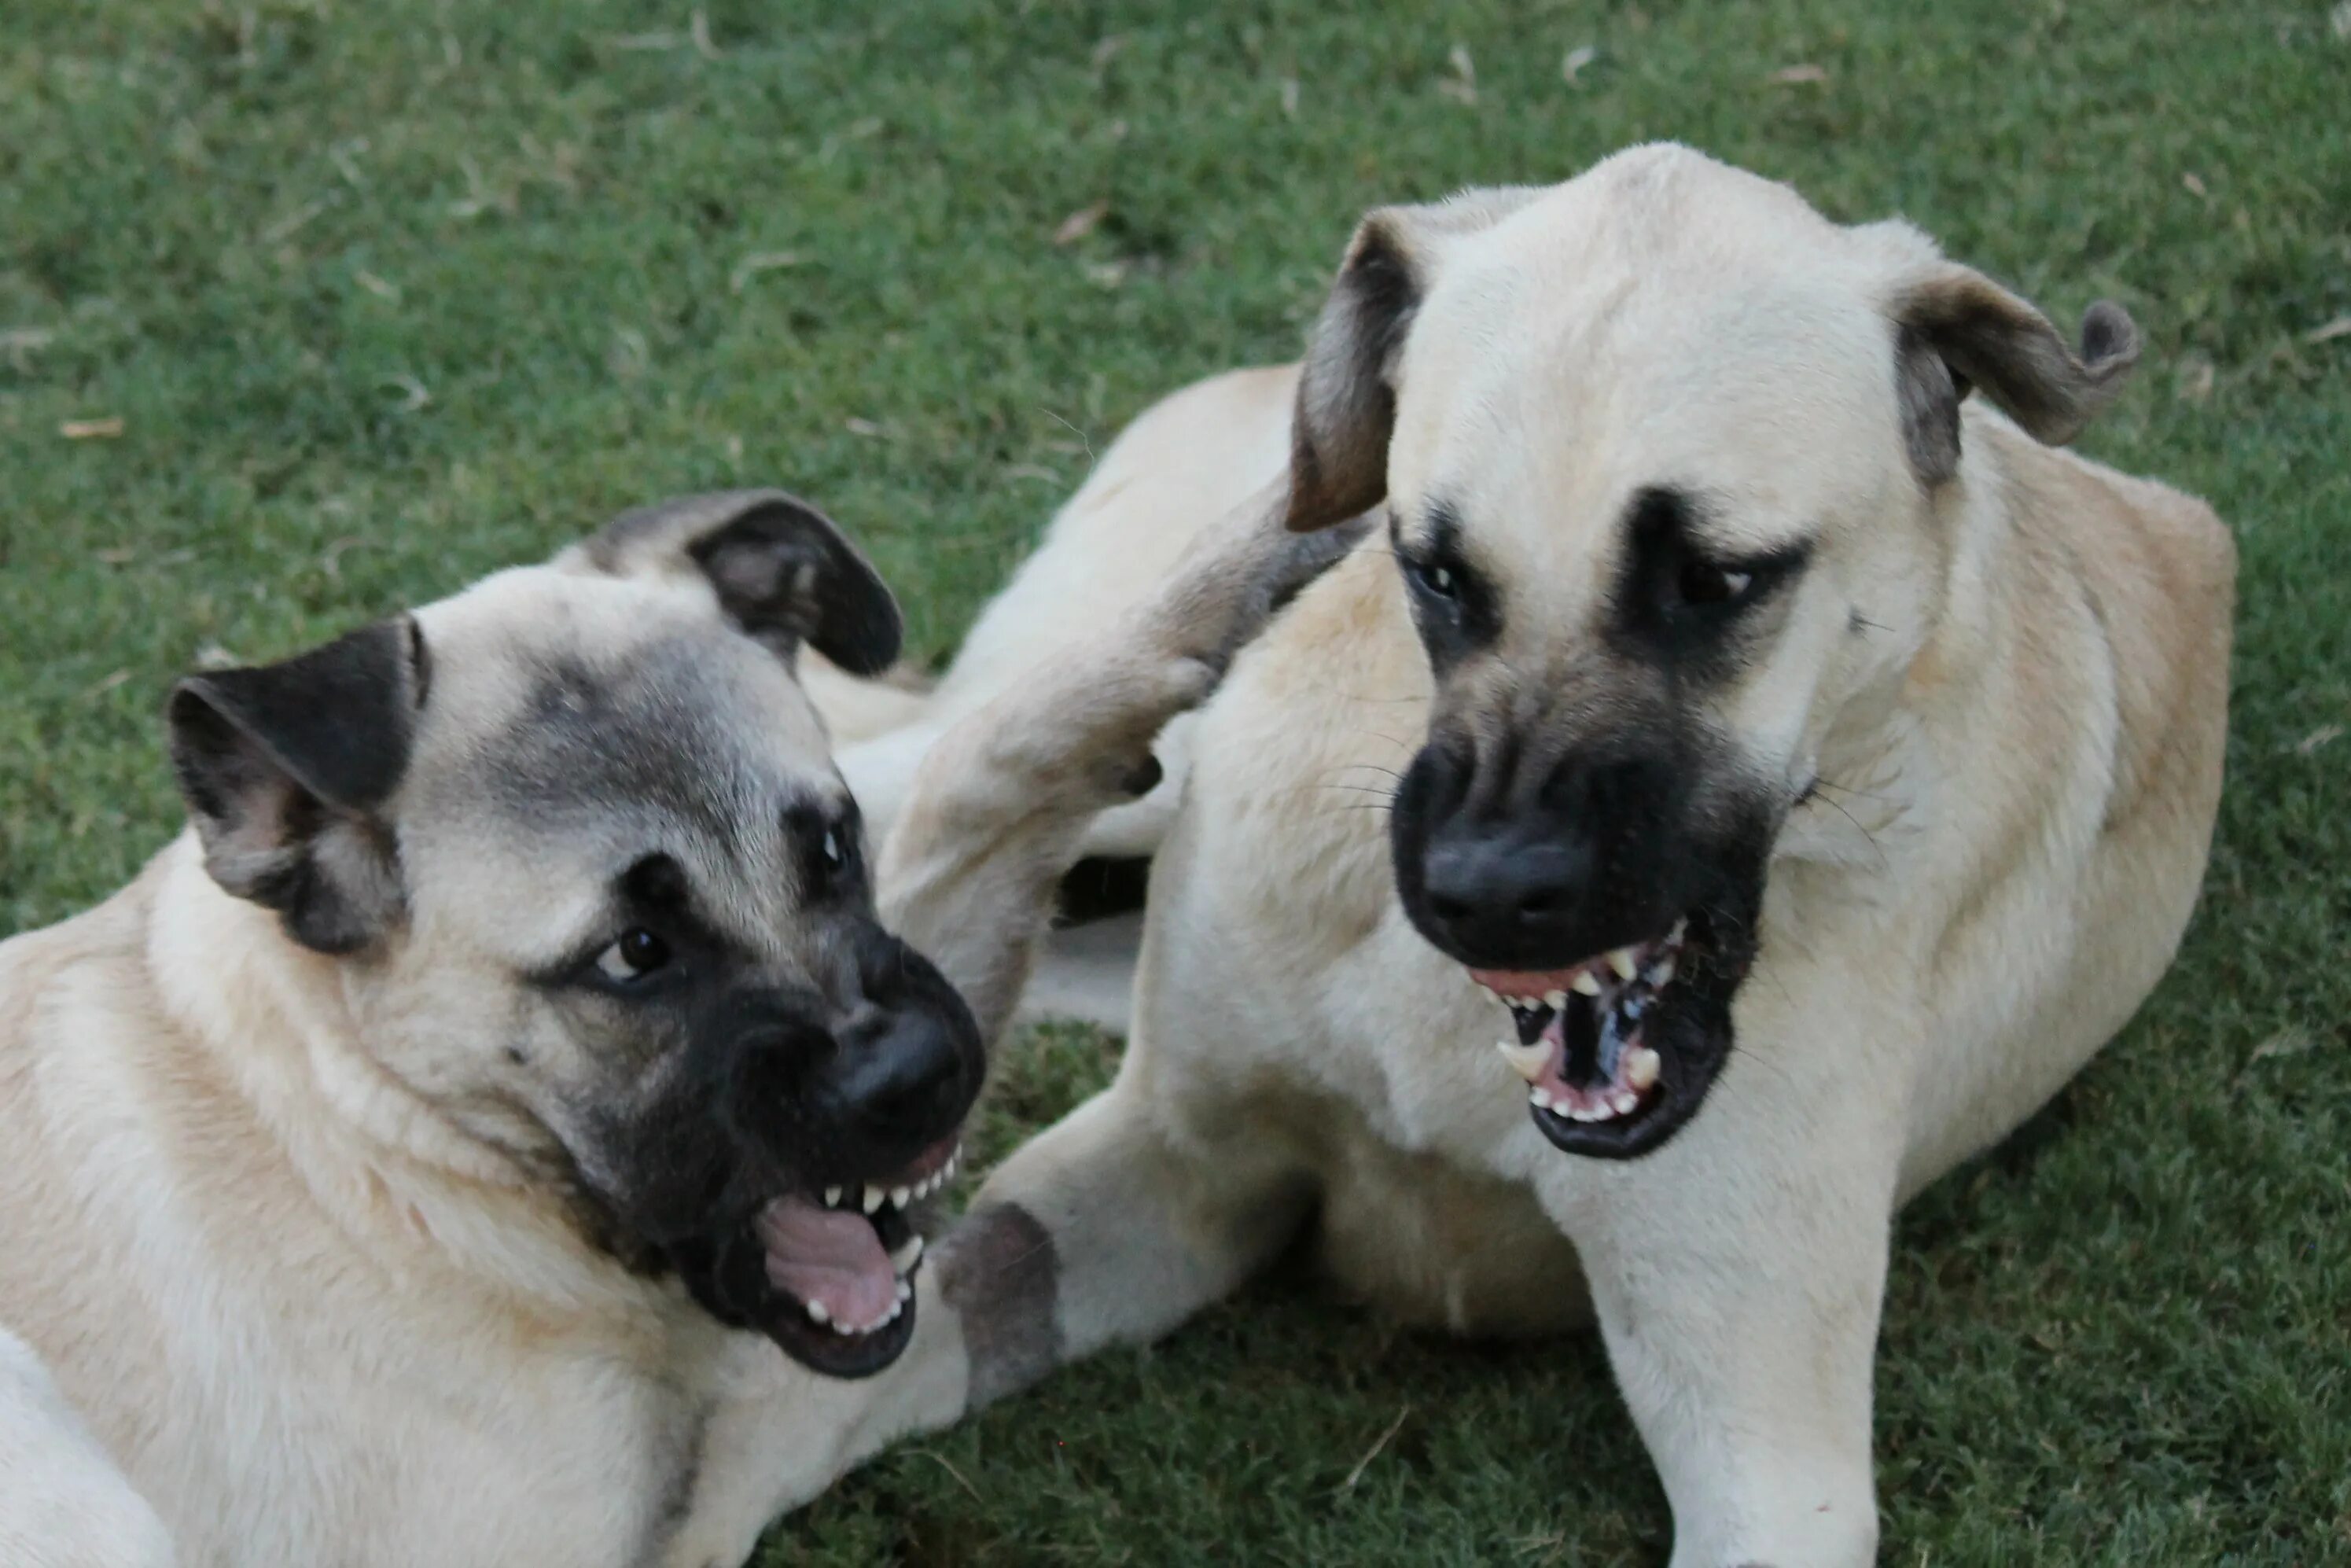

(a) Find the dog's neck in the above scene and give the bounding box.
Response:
[142,833,665,1321]
[1786,418,2080,893]
[147,832,524,1189]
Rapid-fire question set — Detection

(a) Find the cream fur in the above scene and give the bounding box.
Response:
[867,147,2235,1566]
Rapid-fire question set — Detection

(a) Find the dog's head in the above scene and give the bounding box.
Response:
[165,491,980,1376]
[1283,145,2139,1158]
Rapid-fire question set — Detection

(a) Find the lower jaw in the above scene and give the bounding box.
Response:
[763,1291,918,1378]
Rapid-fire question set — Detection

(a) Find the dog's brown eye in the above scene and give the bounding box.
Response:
[596,928,671,982]
[1676,561,1754,606]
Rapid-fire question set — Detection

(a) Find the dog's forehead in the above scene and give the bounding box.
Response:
[400,567,843,939]
[1393,155,1904,569]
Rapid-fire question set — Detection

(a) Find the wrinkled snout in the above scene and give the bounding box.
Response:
[1393,734,1689,973]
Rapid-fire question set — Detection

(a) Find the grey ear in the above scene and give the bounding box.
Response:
[575,489,903,675]
[1285,186,1545,532]
[167,617,425,955]
[1892,267,2139,488]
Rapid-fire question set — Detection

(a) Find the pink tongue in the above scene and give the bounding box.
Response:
[755,1196,897,1330]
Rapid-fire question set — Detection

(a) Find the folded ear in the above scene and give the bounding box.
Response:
[1286,186,1546,532]
[1891,263,2139,488]
[568,489,903,675]
[167,617,425,955]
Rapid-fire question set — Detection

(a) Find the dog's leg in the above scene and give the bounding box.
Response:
[935,1077,1313,1408]
[1555,1108,1898,1568]
[876,489,1367,1047]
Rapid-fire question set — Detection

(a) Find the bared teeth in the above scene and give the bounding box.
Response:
[1569,969,1603,997]
[1543,988,1567,1010]
[1496,1037,1551,1082]
[890,1235,925,1275]
[805,1298,832,1327]
[1650,955,1676,988]
[1606,948,1639,981]
[1624,1045,1661,1091]
[822,1186,843,1208]
[862,1187,885,1215]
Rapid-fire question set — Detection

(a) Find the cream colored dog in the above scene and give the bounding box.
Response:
[0,485,1332,1567]
[855,145,2237,1565]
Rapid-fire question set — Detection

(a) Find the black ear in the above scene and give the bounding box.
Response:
[1286,186,1545,532]
[167,617,426,955]
[573,490,903,675]
[1892,265,2139,488]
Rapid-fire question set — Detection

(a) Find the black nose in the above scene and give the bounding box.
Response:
[829,1008,972,1144]
[1418,820,1590,963]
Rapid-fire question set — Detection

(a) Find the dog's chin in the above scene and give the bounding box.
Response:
[1455,909,1751,1160]
[668,1136,962,1379]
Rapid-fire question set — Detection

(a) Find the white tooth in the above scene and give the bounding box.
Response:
[1611,1090,1639,1116]
[1530,1088,1555,1111]
[1650,956,1676,988]
[1624,1046,1661,1091]
[805,1298,831,1326]
[1569,970,1602,997]
[1543,989,1567,1010]
[1607,948,1639,981]
[862,1187,885,1215]
[822,1186,842,1207]
[896,1279,913,1304]
[1496,1037,1551,1082]
[942,1154,959,1181]
[1573,1103,1606,1123]
[890,1235,925,1274]
[1669,916,1688,945]
[889,1185,912,1209]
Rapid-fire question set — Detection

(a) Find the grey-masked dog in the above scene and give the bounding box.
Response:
[0,487,1330,1568]
[848,145,2237,1564]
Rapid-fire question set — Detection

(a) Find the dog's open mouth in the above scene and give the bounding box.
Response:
[746,1136,960,1377]
[1470,911,1736,1158]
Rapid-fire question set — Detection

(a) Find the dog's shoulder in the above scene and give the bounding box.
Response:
[1978,416,2235,837]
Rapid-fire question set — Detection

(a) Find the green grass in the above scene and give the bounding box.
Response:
[4,1,2347,1562]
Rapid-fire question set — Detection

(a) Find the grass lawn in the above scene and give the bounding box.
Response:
[5,1,2348,1562]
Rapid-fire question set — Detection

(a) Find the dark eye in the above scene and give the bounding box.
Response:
[1675,559,1757,608]
[1407,554,1459,602]
[595,927,671,982]
[798,808,863,900]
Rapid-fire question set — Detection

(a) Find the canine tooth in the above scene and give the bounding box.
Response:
[805,1299,831,1327]
[862,1187,885,1215]
[942,1154,958,1181]
[1610,1090,1639,1116]
[891,1235,925,1274]
[1543,989,1567,1010]
[822,1186,843,1207]
[1496,1037,1551,1082]
[1606,948,1639,981]
[1569,970,1602,997]
[889,1185,913,1209]
[1624,1046,1661,1091]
